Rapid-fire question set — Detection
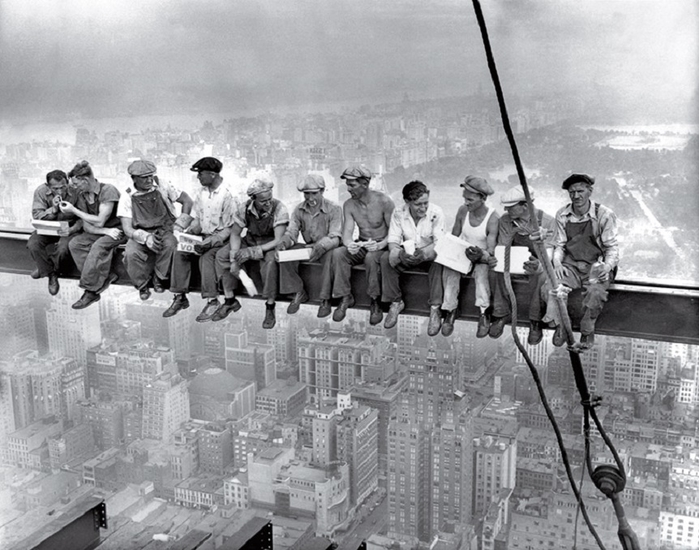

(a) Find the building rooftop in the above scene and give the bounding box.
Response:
[257,379,307,400]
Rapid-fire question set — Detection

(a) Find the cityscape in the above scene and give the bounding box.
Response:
[0,89,696,550]
[0,0,697,549]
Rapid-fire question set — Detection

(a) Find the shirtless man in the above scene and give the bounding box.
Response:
[331,166,394,325]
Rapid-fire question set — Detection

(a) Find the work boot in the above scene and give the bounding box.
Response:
[317,300,332,318]
[384,299,404,329]
[442,309,458,337]
[48,273,60,296]
[139,286,151,301]
[163,294,189,318]
[527,321,543,345]
[263,304,276,329]
[427,306,442,337]
[152,276,165,293]
[333,295,355,322]
[369,298,383,326]
[580,333,595,349]
[30,269,40,279]
[287,290,308,315]
[488,315,510,339]
[212,298,242,322]
[476,312,491,339]
[195,299,220,323]
[72,290,100,310]
[552,325,566,347]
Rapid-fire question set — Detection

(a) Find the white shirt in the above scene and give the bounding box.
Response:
[192,184,237,236]
[387,203,445,249]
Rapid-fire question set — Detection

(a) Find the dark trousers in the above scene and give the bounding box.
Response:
[279,244,333,299]
[492,271,545,322]
[123,232,177,290]
[541,261,613,334]
[217,244,279,301]
[332,246,382,299]
[27,232,75,277]
[68,232,127,292]
[380,253,443,306]
[171,246,223,299]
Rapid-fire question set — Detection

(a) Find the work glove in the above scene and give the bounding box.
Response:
[276,236,293,252]
[466,246,485,263]
[308,242,326,263]
[145,233,163,253]
[523,256,540,274]
[193,238,213,255]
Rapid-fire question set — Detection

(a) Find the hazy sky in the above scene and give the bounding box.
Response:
[0,0,696,123]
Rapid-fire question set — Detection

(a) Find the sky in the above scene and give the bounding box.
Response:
[0,0,696,124]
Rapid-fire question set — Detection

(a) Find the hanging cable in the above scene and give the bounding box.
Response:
[469,1,640,549]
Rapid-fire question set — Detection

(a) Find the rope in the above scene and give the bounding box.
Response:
[470,1,640,548]
[502,243,606,550]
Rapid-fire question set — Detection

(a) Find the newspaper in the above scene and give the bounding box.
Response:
[493,246,531,275]
[31,220,69,236]
[174,231,203,254]
[434,234,473,274]
[277,248,312,262]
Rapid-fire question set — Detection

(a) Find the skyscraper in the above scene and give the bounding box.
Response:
[142,373,190,442]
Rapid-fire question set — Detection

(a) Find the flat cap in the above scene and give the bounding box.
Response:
[190,157,223,173]
[127,159,156,177]
[247,177,274,196]
[501,186,534,207]
[297,174,326,192]
[340,165,372,181]
[461,175,493,196]
[562,173,595,190]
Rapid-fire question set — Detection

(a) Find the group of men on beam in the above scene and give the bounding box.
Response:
[28,157,618,347]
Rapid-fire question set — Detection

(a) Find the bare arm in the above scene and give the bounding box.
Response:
[341,201,356,248]
[64,200,116,227]
[176,191,193,215]
[451,207,465,237]
[485,212,500,255]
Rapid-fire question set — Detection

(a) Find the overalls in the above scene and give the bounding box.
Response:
[491,210,546,321]
[543,204,612,335]
[124,189,177,290]
[217,199,281,300]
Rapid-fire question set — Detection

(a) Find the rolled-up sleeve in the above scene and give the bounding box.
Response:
[552,209,568,265]
[326,204,343,240]
[431,206,446,241]
[387,210,403,246]
[273,201,290,227]
[598,206,620,269]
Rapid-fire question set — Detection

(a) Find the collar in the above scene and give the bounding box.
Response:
[562,199,595,219]
[130,182,160,196]
[299,197,330,214]
[246,199,274,218]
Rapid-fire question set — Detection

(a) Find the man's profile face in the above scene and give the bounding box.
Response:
[567,182,592,209]
[72,175,92,192]
[303,190,323,208]
[505,202,528,221]
[197,170,217,187]
[408,193,430,220]
[462,189,484,211]
[346,179,368,200]
[47,177,67,198]
[133,174,155,193]
[253,190,274,213]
